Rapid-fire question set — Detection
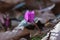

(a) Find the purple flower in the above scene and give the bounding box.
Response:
[24,10,35,23]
